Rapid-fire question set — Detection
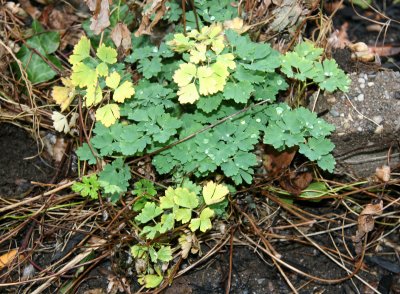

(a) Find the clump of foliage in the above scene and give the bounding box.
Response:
[63,22,349,201]
[73,178,229,288]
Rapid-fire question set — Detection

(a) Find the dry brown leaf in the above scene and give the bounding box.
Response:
[223,17,250,34]
[86,0,110,35]
[263,146,297,177]
[352,200,383,255]
[369,45,400,57]
[0,249,18,270]
[279,171,313,196]
[375,165,391,182]
[135,0,167,37]
[111,23,132,51]
[327,22,349,49]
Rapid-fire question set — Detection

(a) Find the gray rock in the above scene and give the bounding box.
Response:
[310,70,400,178]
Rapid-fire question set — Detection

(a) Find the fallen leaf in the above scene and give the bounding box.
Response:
[0,249,18,270]
[223,17,250,34]
[279,170,313,196]
[135,0,168,37]
[263,145,297,177]
[52,111,70,133]
[375,165,390,182]
[86,0,110,35]
[352,200,383,255]
[111,23,132,51]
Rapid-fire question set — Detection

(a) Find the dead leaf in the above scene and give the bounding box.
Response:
[279,170,313,196]
[223,17,250,34]
[352,200,383,255]
[86,0,110,35]
[135,0,168,37]
[327,22,349,49]
[111,23,132,51]
[0,249,18,270]
[369,45,400,57]
[375,165,390,182]
[263,146,297,177]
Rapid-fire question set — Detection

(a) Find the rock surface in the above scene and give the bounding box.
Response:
[310,70,400,178]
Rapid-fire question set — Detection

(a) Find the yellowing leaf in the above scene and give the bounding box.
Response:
[69,36,91,65]
[217,53,236,70]
[52,77,75,112]
[85,85,103,106]
[202,181,229,205]
[197,66,218,96]
[96,43,117,64]
[189,207,214,232]
[105,71,121,89]
[95,104,120,127]
[189,44,207,64]
[96,62,109,77]
[167,33,195,53]
[71,62,98,88]
[173,63,197,87]
[113,81,135,103]
[51,111,71,133]
[177,83,199,104]
[211,36,225,54]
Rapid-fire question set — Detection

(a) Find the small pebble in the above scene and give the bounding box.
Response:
[368,82,374,87]
[374,125,384,134]
[358,78,365,84]
[357,127,363,132]
[340,113,345,117]
[373,115,383,125]
[360,83,365,89]
[357,94,364,101]
[330,109,339,117]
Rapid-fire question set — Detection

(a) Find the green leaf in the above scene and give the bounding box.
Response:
[223,81,254,103]
[142,274,163,288]
[75,143,98,164]
[98,158,131,197]
[156,245,172,262]
[138,57,162,79]
[189,207,214,233]
[160,214,175,233]
[299,182,328,199]
[15,45,58,84]
[175,208,192,223]
[96,104,120,127]
[172,187,199,209]
[72,174,100,199]
[135,202,163,224]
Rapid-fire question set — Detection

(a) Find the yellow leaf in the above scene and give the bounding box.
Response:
[96,62,109,77]
[197,66,218,96]
[189,44,207,64]
[217,53,236,70]
[211,36,225,55]
[113,81,135,103]
[177,83,199,104]
[202,181,229,205]
[85,85,103,106]
[96,104,120,127]
[224,17,250,34]
[0,249,18,270]
[173,63,197,87]
[105,71,121,89]
[69,36,91,65]
[70,62,98,88]
[52,78,75,112]
[167,33,196,53]
[96,43,117,64]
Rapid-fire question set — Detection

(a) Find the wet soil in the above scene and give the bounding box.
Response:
[0,123,54,198]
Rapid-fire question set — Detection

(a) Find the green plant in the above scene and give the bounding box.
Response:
[66,22,349,200]
[14,20,61,84]
[130,180,229,288]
